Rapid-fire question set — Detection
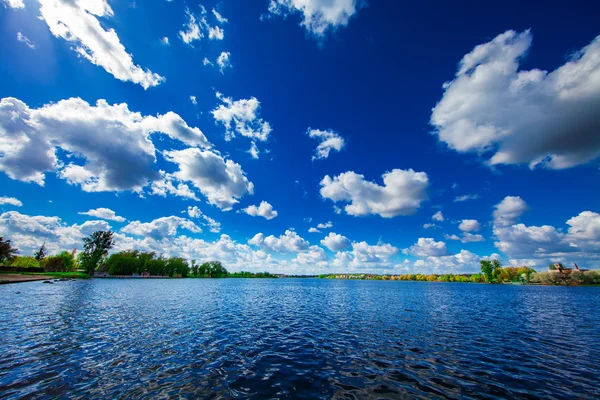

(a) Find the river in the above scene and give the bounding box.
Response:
[0,279,599,399]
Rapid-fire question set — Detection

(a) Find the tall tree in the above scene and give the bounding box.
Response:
[34,243,47,261]
[0,237,19,264]
[480,260,494,282]
[81,231,114,275]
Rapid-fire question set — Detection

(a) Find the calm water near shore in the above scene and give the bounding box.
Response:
[1,279,599,399]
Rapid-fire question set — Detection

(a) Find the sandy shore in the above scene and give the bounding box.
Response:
[0,274,53,284]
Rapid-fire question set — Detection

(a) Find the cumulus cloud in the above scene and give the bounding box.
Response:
[445,232,484,243]
[78,207,125,222]
[350,241,398,265]
[423,223,437,229]
[0,211,107,254]
[0,196,22,207]
[321,232,350,251]
[16,32,35,49]
[295,245,328,264]
[0,97,211,191]
[267,0,359,37]
[3,0,24,9]
[249,229,309,253]
[185,206,221,233]
[317,221,333,229]
[431,30,600,169]
[163,148,254,210]
[320,169,429,218]
[122,216,201,241]
[432,211,444,222]
[217,52,232,73]
[243,201,278,220]
[404,238,449,257]
[493,196,528,226]
[308,128,345,160]
[492,203,600,266]
[459,219,481,232]
[161,37,170,46]
[413,249,485,273]
[212,92,273,143]
[38,0,164,89]
[308,227,320,233]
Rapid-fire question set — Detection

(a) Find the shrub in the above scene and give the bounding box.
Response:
[11,256,40,269]
[43,252,76,272]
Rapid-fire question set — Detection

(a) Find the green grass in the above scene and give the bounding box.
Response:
[0,271,90,279]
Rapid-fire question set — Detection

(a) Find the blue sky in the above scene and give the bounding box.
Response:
[1,0,599,274]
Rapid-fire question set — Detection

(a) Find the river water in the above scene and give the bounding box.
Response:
[0,279,599,399]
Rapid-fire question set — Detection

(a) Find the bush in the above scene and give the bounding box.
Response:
[43,252,76,272]
[11,256,40,269]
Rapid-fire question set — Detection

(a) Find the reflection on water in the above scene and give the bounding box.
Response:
[1,279,599,399]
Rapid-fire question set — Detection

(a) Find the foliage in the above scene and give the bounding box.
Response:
[11,256,40,269]
[0,236,19,264]
[228,271,278,278]
[80,231,114,275]
[104,251,189,277]
[34,244,47,261]
[43,251,76,272]
[480,260,494,282]
[193,261,228,278]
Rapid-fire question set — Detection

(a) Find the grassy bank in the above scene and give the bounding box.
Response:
[0,271,90,279]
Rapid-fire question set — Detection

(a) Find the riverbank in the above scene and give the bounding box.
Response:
[0,271,90,284]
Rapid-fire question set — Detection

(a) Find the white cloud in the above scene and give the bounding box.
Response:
[203,57,213,66]
[295,245,327,264]
[38,0,164,89]
[217,52,231,73]
[179,7,224,45]
[163,148,254,210]
[320,169,429,218]
[350,241,398,265]
[432,211,444,221]
[0,97,211,191]
[446,232,484,243]
[249,229,310,253]
[308,128,345,160]
[267,0,359,37]
[212,92,273,142]
[493,196,528,226]
[208,25,224,40]
[151,171,199,201]
[179,8,203,44]
[412,249,484,273]
[404,238,448,257]
[186,206,221,233]
[308,227,320,233]
[190,96,197,105]
[431,30,600,169]
[321,232,350,251]
[0,210,107,254]
[317,221,333,229]
[459,219,481,232]
[161,37,170,46]
[16,32,35,49]
[122,216,201,241]
[423,223,436,229]
[243,201,278,220]
[0,196,22,207]
[248,142,260,159]
[454,194,480,202]
[212,8,228,24]
[3,0,24,9]
[79,207,125,222]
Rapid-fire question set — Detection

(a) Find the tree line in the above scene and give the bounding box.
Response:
[0,231,273,278]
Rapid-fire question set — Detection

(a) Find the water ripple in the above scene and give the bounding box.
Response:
[0,279,599,399]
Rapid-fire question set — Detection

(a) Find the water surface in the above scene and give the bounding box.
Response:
[1,279,599,399]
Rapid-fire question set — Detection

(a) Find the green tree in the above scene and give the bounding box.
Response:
[34,243,47,261]
[80,231,114,275]
[480,260,494,282]
[0,236,19,264]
